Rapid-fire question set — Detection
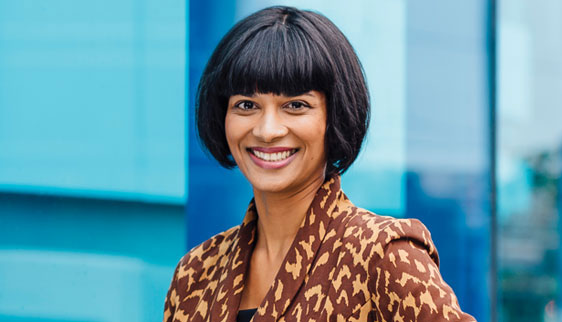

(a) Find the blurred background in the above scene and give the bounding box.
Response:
[0,0,560,321]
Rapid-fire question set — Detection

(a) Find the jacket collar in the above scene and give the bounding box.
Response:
[209,175,343,321]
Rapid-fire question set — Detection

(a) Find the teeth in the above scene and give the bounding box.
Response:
[252,149,296,162]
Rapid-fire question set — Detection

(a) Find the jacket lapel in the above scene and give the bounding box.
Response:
[209,201,258,322]
[253,175,343,320]
[208,176,343,321]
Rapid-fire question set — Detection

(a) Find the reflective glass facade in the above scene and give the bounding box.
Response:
[497,0,562,320]
[0,0,186,203]
[0,0,186,321]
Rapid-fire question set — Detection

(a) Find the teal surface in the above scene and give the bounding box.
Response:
[0,0,187,321]
[0,0,186,204]
[0,193,185,322]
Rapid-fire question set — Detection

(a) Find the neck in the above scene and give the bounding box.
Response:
[252,173,326,259]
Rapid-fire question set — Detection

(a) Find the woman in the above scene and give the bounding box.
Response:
[164,6,475,322]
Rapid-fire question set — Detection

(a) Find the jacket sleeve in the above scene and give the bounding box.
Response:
[371,219,476,322]
[163,260,181,322]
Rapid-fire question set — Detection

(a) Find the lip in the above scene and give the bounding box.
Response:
[250,146,294,153]
[247,147,299,169]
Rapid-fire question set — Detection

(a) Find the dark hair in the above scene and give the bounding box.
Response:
[196,6,370,175]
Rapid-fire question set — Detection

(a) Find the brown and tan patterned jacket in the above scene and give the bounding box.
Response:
[164,176,476,321]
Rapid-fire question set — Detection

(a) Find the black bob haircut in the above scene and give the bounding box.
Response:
[196,6,370,175]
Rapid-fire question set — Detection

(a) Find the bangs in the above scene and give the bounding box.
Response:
[218,23,334,97]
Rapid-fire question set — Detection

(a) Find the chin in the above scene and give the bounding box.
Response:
[247,175,294,193]
[236,157,327,195]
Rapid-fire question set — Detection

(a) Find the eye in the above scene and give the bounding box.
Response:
[234,100,256,110]
[285,101,309,111]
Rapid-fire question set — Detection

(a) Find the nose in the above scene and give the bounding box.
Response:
[252,109,288,142]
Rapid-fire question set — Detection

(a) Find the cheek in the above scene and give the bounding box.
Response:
[224,114,250,156]
[299,121,327,160]
[316,129,327,159]
[313,117,327,144]
[224,115,238,153]
[316,120,327,160]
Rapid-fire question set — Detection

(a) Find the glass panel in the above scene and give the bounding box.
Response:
[0,1,187,321]
[0,196,185,322]
[405,2,491,320]
[498,0,562,320]
[0,0,186,203]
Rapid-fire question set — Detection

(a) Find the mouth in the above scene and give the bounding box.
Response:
[247,147,299,162]
[245,147,300,169]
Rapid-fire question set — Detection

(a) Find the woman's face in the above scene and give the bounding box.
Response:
[225,91,327,194]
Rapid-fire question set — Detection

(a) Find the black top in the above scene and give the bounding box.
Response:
[237,308,257,322]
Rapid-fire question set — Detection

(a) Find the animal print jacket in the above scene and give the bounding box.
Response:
[164,176,476,321]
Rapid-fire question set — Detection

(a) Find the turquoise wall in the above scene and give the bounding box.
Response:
[0,195,185,322]
[0,0,187,321]
[0,0,186,203]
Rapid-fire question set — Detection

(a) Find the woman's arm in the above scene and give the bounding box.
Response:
[163,260,181,322]
[371,220,476,322]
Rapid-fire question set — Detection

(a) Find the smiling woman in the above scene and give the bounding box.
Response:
[164,6,475,322]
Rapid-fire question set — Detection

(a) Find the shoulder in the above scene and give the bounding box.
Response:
[338,204,439,266]
[338,208,475,320]
[164,226,241,321]
[179,225,240,268]
[172,225,240,288]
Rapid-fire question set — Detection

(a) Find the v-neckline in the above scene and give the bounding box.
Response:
[209,175,343,321]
